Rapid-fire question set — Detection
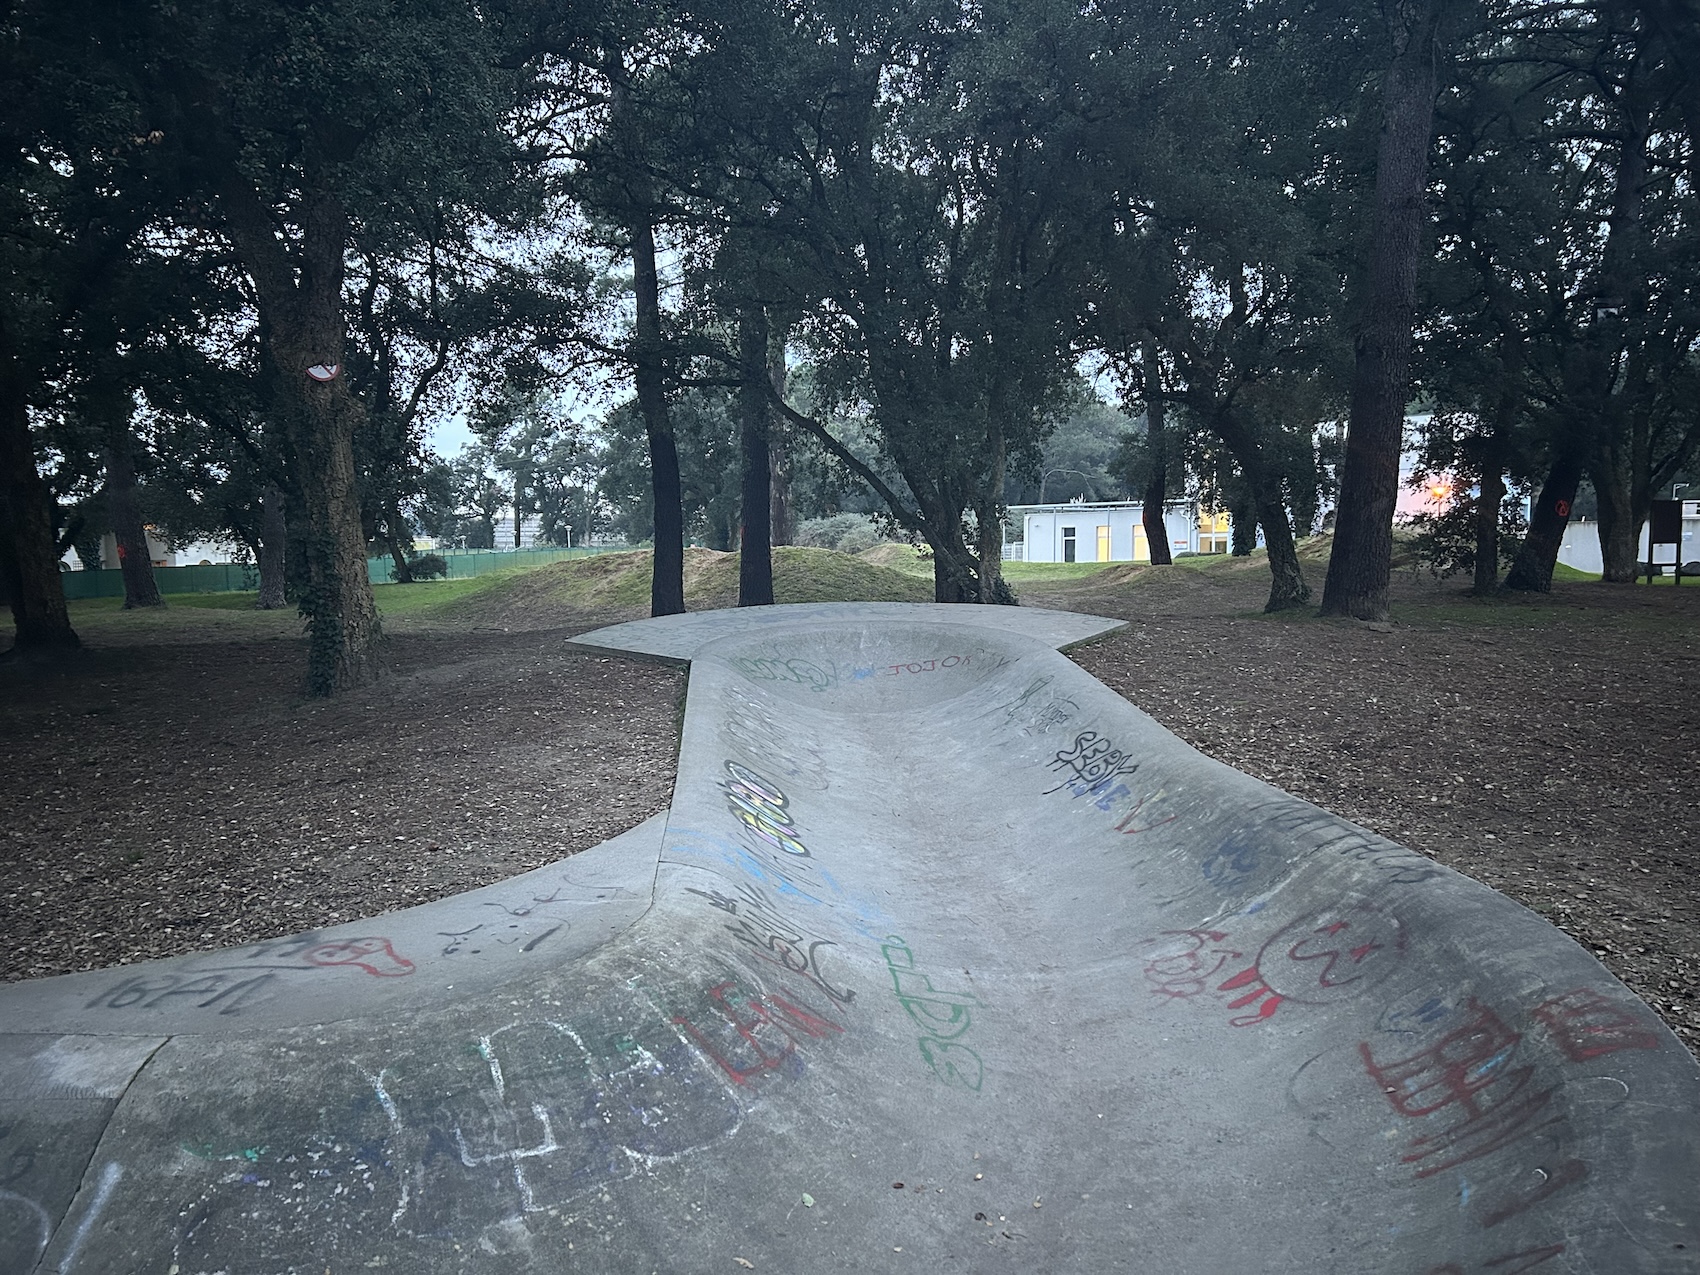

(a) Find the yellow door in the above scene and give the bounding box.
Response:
[1133,524,1149,563]
[1096,526,1111,561]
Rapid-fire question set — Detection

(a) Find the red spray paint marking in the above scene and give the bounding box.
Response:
[302,937,414,977]
[1360,998,1561,1179]
[674,980,843,1085]
[1531,987,1661,1062]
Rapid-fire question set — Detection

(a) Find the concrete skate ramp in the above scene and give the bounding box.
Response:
[3,603,1696,1274]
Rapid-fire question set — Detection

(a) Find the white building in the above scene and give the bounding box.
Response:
[1557,501,1700,575]
[1009,501,1234,563]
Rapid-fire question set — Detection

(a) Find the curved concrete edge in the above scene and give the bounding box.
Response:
[0,811,668,1037]
[5,608,1697,1274]
[564,600,1127,663]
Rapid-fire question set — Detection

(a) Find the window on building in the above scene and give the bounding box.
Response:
[1198,511,1231,555]
[1096,525,1111,562]
[1134,524,1149,562]
[1062,526,1076,563]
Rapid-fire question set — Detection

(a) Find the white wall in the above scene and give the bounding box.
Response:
[1019,505,1198,563]
[1558,516,1700,575]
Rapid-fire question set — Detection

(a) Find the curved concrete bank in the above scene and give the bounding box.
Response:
[2,602,1696,1274]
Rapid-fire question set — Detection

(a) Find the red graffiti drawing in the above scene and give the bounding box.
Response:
[1531,987,1661,1062]
[302,937,415,977]
[1113,794,1179,836]
[1141,905,1404,1027]
[1360,998,1562,1179]
[1140,929,1245,1001]
[674,980,843,1085]
[1256,903,1405,1002]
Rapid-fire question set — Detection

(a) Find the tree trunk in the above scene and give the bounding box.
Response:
[1230,483,1258,557]
[1504,450,1582,593]
[738,304,774,607]
[220,181,382,695]
[1251,476,1310,611]
[767,323,793,547]
[1591,467,1641,583]
[1217,415,1309,610]
[976,427,1012,605]
[104,429,163,609]
[0,371,78,652]
[1471,464,1506,595]
[256,481,288,609]
[1319,0,1446,621]
[1141,337,1173,566]
[632,217,685,616]
[386,523,413,583]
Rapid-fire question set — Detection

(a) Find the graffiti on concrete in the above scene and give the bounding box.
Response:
[672,978,846,1086]
[1044,730,1141,801]
[731,656,834,693]
[1139,903,1405,1028]
[1359,997,1563,1180]
[1530,987,1662,1062]
[688,879,855,1006]
[721,761,810,858]
[882,935,984,1092]
[1243,797,1442,886]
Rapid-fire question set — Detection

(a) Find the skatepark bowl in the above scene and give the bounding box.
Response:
[2,601,1696,1274]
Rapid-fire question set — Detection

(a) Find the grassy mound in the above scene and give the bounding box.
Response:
[428,545,931,626]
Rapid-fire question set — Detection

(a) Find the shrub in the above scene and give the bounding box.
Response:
[794,514,889,554]
[399,553,449,582]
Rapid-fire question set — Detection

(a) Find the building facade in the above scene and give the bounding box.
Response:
[1010,501,1234,563]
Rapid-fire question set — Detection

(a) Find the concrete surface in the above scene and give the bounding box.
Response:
[2,601,1695,1274]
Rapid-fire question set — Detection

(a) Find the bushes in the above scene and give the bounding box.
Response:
[396,553,449,582]
[793,514,890,555]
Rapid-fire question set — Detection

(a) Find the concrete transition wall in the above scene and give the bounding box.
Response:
[1,601,1695,1274]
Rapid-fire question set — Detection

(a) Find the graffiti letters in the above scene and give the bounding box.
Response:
[721,761,809,858]
[1044,730,1141,800]
[1244,798,1441,885]
[672,979,845,1086]
[731,656,833,693]
[881,936,984,1092]
[884,655,973,676]
[85,972,277,1015]
[1360,998,1563,1179]
[986,675,1080,737]
[687,880,855,1006]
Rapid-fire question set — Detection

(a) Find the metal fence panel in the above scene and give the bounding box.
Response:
[60,545,632,600]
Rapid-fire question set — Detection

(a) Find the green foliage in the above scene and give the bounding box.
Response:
[794,515,890,555]
[1405,496,1528,582]
[400,554,449,582]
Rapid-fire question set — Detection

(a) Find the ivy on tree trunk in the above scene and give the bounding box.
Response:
[219,178,382,696]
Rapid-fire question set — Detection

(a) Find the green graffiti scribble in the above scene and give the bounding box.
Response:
[181,1141,268,1162]
[881,935,984,1093]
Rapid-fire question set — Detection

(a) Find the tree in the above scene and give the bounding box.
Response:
[1321,0,1457,620]
[128,0,541,692]
[0,0,168,651]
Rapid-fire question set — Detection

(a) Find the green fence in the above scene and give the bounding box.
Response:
[363,545,631,583]
[60,545,633,601]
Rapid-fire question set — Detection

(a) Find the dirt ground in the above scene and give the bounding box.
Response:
[3,553,1696,1061]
